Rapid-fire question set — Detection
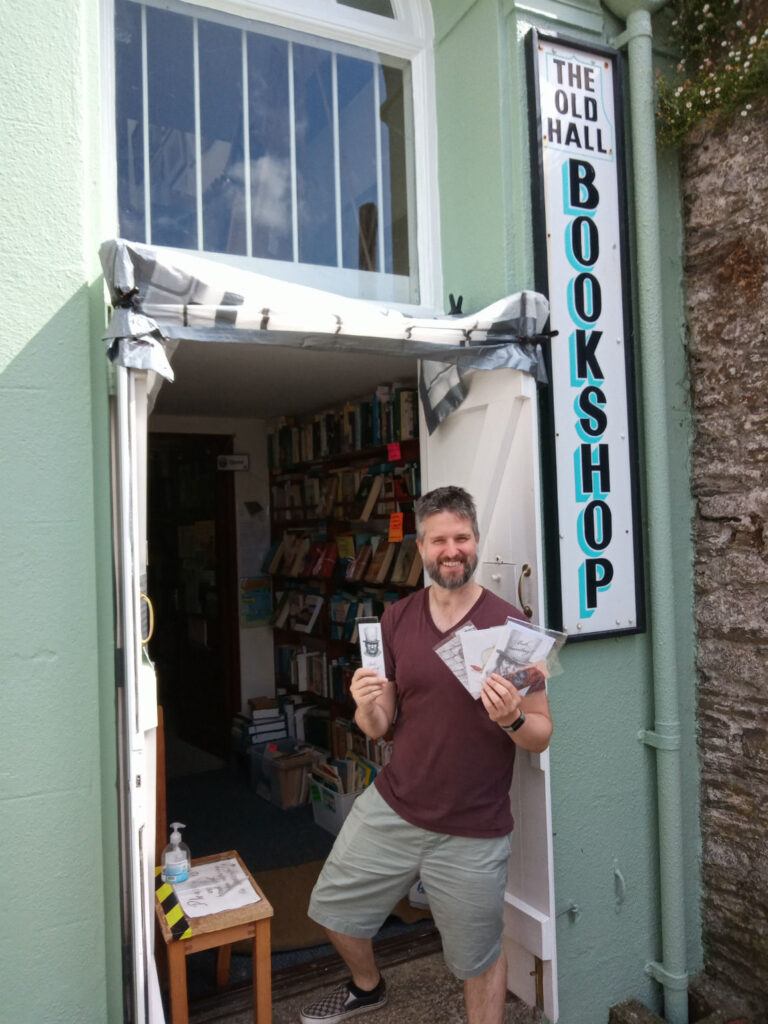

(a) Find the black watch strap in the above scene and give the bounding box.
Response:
[502,710,526,733]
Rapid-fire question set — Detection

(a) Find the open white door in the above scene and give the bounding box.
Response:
[419,367,558,1020]
[111,366,165,1023]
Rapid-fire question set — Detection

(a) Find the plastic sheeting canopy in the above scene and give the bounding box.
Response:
[99,239,552,433]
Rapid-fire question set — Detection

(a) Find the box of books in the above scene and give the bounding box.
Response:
[310,780,359,835]
[253,742,323,809]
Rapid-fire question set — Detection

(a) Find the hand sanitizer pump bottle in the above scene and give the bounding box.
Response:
[161,822,191,883]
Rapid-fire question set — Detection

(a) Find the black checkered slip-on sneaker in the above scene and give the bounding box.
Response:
[299,978,387,1023]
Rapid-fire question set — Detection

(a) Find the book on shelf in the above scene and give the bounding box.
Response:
[291,592,324,634]
[312,540,338,578]
[249,697,280,714]
[405,547,424,587]
[357,474,384,521]
[335,534,356,560]
[302,540,327,577]
[390,535,419,584]
[285,535,311,576]
[346,543,373,581]
[364,540,397,584]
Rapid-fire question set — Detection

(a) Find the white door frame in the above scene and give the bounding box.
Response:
[111,365,165,1023]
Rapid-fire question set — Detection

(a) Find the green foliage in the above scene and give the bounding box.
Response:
[656,0,768,145]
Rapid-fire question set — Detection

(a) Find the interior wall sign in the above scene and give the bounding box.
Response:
[528,30,645,640]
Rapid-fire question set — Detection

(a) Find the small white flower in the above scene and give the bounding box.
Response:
[741,109,748,116]
[749,35,757,44]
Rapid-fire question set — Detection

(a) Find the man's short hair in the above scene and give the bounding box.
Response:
[414,486,479,541]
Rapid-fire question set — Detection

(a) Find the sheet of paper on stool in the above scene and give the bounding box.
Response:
[173,857,261,917]
[459,625,508,698]
[358,617,385,677]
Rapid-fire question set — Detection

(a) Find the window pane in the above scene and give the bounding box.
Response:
[380,64,409,276]
[115,0,145,242]
[146,7,197,249]
[338,0,394,17]
[338,56,377,271]
[247,32,292,262]
[199,22,246,255]
[293,44,336,268]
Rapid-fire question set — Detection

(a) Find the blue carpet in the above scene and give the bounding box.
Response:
[166,766,335,872]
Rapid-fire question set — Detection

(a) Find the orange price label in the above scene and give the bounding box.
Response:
[387,442,402,462]
[389,513,404,543]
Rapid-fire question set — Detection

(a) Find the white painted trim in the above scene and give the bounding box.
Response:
[105,0,442,312]
[288,41,299,263]
[332,52,343,268]
[193,17,204,249]
[140,4,151,243]
[241,30,253,257]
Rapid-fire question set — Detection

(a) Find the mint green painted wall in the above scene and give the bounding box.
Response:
[0,1,121,1021]
[432,1,701,1020]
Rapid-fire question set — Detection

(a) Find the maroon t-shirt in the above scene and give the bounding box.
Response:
[374,587,544,838]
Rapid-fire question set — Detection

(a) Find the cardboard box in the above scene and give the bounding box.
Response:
[310,780,360,835]
[252,742,324,808]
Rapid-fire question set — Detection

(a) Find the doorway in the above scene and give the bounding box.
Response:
[148,433,240,762]
[145,343,433,1005]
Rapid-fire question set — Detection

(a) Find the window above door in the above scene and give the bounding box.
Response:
[113,0,437,305]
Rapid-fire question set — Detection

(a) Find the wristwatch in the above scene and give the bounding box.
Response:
[501,710,526,733]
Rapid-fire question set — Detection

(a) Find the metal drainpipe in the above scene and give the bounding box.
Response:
[603,1,689,1022]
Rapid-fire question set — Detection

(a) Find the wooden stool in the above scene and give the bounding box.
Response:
[155,850,274,1024]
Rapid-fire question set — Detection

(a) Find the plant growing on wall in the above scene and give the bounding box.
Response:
[656,0,768,145]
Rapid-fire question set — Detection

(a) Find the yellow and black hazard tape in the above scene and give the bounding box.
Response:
[155,867,192,941]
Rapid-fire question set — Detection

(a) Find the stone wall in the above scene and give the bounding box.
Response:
[681,95,768,1019]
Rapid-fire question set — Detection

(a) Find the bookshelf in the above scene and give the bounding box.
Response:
[263,384,423,736]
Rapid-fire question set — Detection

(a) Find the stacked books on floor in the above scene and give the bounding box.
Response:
[231,698,290,750]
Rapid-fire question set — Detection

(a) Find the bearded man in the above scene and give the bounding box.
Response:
[300,485,553,1024]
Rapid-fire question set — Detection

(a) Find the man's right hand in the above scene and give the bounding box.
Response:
[349,667,396,740]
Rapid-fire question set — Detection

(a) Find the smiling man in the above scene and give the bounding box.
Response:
[301,486,553,1024]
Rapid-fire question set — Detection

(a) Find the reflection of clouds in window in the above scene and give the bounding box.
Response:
[251,154,291,238]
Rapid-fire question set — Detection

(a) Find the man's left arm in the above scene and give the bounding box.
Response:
[480,673,553,753]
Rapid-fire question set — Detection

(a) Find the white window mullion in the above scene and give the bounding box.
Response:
[373,64,384,274]
[241,30,253,257]
[288,41,299,263]
[193,18,204,250]
[140,3,151,245]
[332,52,342,269]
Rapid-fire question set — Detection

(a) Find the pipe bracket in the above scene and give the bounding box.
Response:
[638,728,681,750]
[646,960,689,991]
[611,21,651,49]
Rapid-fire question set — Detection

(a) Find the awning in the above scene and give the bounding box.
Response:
[99,239,552,433]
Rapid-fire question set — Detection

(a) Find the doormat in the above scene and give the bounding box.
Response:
[236,860,432,952]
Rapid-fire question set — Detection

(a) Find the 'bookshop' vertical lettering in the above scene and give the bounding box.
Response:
[530,31,644,639]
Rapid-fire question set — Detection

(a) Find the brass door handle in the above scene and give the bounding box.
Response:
[140,593,155,645]
[517,564,533,619]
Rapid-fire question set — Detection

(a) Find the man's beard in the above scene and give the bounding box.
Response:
[424,552,478,590]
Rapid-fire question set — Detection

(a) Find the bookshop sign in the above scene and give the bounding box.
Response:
[529,30,644,639]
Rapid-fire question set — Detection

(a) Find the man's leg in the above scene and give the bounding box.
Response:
[324,929,381,990]
[463,951,508,1024]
